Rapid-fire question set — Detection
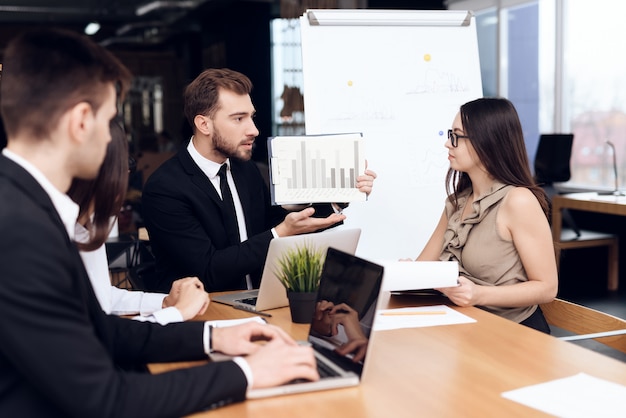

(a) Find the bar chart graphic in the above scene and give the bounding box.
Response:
[268,133,366,204]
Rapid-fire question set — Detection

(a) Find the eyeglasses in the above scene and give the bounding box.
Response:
[447,129,470,148]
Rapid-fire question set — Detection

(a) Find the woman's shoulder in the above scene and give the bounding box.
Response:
[501,186,542,215]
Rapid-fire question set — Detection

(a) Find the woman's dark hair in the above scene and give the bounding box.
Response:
[445,97,549,218]
[68,118,129,251]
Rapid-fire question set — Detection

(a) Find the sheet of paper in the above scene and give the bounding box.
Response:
[206,317,268,362]
[501,373,626,417]
[268,132,367,205]
[206,316,267,328]
[373,305,475,331]
[377,260,459,291]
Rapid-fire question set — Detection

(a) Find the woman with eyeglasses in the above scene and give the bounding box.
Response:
[414,97,557,333]
[68,119,209,324]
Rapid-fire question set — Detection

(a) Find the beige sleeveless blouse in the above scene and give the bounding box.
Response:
[440,182,536,323]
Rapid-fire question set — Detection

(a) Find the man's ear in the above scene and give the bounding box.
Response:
[67,102,94,144]
[194,114,213,136]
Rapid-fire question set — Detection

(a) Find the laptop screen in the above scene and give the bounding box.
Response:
[307,247,384,376]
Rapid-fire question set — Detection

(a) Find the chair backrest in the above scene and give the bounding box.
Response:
[540,298,626,354]
[534,134,574,185]
[127,261,156,291]
[534,134,581,236]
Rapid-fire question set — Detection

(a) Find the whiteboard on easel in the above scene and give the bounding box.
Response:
[300,9,483,260]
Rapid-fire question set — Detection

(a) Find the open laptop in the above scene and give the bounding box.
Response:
[211,227,361,313]
[247,247,384,399]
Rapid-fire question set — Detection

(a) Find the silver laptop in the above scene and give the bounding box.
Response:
[247,247,384,399]
[212,227,361,313]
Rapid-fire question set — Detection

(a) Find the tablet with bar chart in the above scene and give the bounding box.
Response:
[267,132,367,205]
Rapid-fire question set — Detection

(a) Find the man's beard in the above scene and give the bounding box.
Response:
[212,127,254,161]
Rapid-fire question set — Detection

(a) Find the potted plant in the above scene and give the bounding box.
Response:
[275,243,325,323]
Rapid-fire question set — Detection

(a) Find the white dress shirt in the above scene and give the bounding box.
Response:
[187,138,257,289]
[75,223,183,325]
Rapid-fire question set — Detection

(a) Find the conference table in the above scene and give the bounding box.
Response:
[149,291,626,417]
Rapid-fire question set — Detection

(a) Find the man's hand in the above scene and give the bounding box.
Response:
[335,338,368,363]
[212,322,297,355]
[356,160,377,197]
[214,322,319,388]
[274,207,345,237]
[245,338,320,388]
[162,277,210,320]
[329,303,365,342]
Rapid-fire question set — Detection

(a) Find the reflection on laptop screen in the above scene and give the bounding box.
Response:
[308,247,384,374]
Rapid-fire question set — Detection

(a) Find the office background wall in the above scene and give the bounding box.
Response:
[0,0,446,162]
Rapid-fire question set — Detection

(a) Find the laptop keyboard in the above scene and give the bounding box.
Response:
[289,357,340,384]
[316,357,341,378]
[313,342,363,376]
[236,297,257,305]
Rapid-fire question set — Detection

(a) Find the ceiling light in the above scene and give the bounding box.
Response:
[84,21,101,35]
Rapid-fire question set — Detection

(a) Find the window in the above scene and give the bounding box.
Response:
[450,0,626,191]
[563,0,626,189]
[270,18,306,136]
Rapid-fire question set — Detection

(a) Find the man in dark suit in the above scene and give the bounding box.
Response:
[142,68,377,293]
[0,28,318,417]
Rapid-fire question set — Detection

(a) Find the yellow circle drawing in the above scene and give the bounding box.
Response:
[424,54,431,62]
[347,80,353,87]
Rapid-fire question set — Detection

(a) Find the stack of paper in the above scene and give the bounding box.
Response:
[378,260,459,291]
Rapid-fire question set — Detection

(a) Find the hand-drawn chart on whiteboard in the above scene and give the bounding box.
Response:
[300,9,483,259]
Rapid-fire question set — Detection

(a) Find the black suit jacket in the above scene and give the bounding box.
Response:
[142,149,337,293]
[142,150,284,292]
[0,155,247,417]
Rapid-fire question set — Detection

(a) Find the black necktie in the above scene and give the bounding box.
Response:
[217,164,240,245]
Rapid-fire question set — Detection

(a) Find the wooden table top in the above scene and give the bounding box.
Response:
[149,292,626,417]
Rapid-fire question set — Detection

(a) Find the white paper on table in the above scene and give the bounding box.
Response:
[206,316,267,328]
[207,316,268,362]
[501,373,626,418]
[373,305,475,331]
[377,260,459,291]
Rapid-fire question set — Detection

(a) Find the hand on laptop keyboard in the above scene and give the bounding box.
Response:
[211,321,320,388]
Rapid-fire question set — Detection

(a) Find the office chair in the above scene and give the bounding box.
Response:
[125,227,156,291]
[534,134,580,235]
[541,298,626,354]
[534,134,619,291]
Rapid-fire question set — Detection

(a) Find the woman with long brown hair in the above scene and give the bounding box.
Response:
[415,97,557,333]
[69,119,209,323]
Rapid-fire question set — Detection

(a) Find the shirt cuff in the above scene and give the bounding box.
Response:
[331,202,350,214]
[232,356,254,391]
[203,321,212,354]
[131,307,183,325]
[150,307,184,325]
[202,323,253,391]
[139,292,169,316]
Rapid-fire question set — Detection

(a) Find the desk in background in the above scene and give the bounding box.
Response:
[552,192,626,291]
[150,292,626,417]
[551,192,626,239]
